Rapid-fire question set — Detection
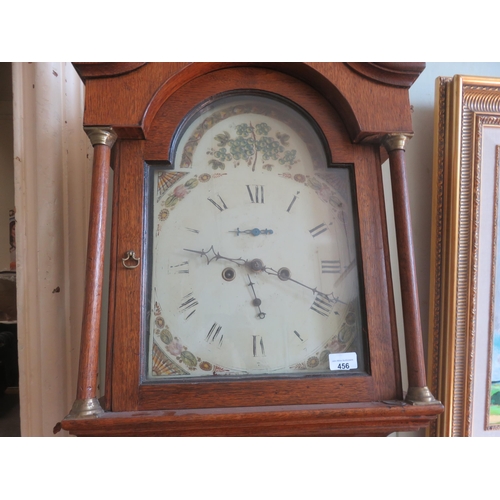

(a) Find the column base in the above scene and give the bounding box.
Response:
[405,386,441,406]
[65,397,105,419]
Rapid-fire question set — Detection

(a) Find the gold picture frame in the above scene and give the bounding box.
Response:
[428,75,500,436]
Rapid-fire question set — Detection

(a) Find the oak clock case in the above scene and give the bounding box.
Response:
[60,62,443,436]
[146,93,366,381]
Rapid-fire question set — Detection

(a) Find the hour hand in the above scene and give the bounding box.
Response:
[183,245,248,266]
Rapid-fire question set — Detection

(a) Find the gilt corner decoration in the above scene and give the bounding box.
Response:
[428,75,500,437]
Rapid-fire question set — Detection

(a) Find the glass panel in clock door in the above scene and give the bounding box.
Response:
[146,93,367,381]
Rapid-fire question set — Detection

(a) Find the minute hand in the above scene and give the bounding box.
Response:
[264,266,345,304]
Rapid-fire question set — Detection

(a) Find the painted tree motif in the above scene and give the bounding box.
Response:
[207,122,298,171]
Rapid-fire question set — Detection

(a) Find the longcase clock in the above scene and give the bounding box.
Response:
[59,62,443,436]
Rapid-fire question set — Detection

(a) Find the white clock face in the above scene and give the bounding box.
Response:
[146,94,366,379]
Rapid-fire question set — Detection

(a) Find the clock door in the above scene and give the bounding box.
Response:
[108,68,401,411]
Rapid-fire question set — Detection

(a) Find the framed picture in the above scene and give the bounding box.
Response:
[428,75,500,436]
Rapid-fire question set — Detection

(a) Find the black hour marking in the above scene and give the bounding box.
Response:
[218,194,228,209]
[246,185,254,203]
[309,223,328,238]
[247,184,264,204]
[287,195,298,213]
[252,335,266,356]
[170,261,189,274]
[206,322,223,344]
[294,330,304,342]
[208,196,227,212]
[179,293,198,313]
[310,296,333,317]
[322,260,341,274]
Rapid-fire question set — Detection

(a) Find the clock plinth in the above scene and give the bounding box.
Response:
[61,401,443,437]
[60,63,443,436]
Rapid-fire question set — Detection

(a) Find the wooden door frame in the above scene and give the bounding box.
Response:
[12,62,94,436]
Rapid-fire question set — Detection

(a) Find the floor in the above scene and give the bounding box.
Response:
[0,387,21,437]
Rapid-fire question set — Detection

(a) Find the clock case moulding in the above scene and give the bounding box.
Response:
[58,62,443,436]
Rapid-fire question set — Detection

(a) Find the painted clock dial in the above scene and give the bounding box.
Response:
[146,93,367,379]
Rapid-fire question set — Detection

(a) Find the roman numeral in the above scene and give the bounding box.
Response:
[252,335,266,357]
[294,330,304,342]
[322,260,341,274]
[287,194,298,213]
[309,223,328,238]
[169,261,189,274]
[247,185,264,203]
[208,195,228,211]
[206,322,223,345]
[179,293,198,319]
[310,296,333,317]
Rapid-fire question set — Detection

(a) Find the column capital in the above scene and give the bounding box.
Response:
[382,133,413,153]
[85,126,118,148]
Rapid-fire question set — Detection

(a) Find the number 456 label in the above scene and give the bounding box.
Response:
[329,352,358,371]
